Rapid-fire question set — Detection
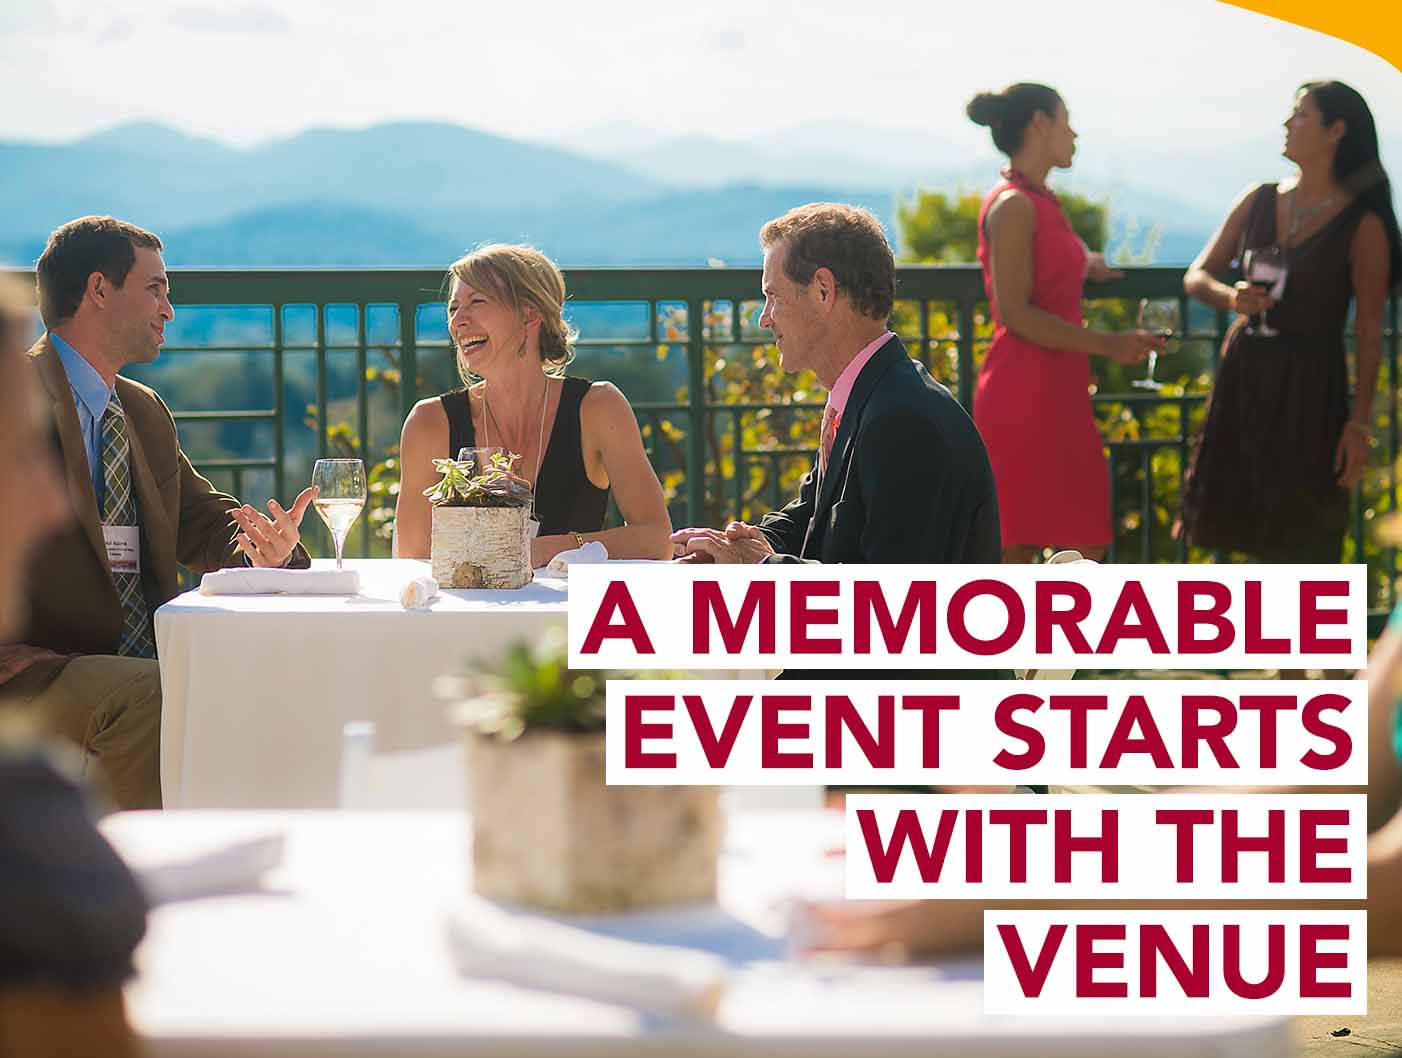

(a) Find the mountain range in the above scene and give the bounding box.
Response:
[8,119,1388,268]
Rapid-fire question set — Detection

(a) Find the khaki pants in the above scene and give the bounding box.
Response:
[0,655,162,810]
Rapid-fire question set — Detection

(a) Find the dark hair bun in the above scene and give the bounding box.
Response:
[967,83,1062,157]
[966,92,1005,128]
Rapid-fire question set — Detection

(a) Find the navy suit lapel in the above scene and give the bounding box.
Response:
[811,336,905,529]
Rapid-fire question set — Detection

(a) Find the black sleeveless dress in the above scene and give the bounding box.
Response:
[439,376,610,538]
[1182,184,1367,562]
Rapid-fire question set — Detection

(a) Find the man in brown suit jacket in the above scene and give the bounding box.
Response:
[0,216,315,809]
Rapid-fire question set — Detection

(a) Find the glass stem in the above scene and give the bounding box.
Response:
[334,534,345,571]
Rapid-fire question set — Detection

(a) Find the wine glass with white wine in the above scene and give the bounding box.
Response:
[1133,299,1180,391]
[311,458,366,570]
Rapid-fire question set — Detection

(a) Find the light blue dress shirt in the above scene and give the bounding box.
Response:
[51,333,114,512]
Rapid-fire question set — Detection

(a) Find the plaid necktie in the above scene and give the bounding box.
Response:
[819,403,840,474]
[101,394,155,658]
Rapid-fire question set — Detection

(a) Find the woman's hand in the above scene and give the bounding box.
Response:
[793,899,983,960]
[1335,423,1371,489]
[1229,281,1274,318]
[1098,330,1162,364]
[530,534,572,569]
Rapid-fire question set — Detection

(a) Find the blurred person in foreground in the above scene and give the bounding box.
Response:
[0,273,148,1056]
[393,244,671,566]
[0,216,315,809]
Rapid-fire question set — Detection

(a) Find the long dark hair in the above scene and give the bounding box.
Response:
[966,84,1063,157]
[1303,80,1401,288]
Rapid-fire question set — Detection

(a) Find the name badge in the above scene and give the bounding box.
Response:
[103,525,140,574]
[527,518,541,540]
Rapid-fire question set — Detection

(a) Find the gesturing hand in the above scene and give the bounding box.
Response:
[230,486,316,567]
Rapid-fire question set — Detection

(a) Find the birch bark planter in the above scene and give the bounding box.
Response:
[464,730,721,913]
[430,505,532,589]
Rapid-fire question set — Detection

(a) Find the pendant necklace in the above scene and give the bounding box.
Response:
[482,377,550,524]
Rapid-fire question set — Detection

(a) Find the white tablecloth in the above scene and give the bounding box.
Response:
[155,559,569,809]
[102,810,1291,1058]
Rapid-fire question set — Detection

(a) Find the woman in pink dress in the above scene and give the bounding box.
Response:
[968,83,1163,561]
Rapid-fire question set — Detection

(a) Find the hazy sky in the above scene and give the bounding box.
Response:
[2,0,1398,151]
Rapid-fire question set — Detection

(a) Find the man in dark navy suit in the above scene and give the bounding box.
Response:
[671,203,1005,683]
[673,202,1001,571]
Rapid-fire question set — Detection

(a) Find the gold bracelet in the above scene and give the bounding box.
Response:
[572,531,585,549]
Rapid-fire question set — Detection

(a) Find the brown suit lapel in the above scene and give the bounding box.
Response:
[117,379,182,601]
[30,337,109,574]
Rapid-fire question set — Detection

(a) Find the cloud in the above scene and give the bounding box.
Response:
[0,0,1396,154]
[162,1,293,36]
[703,25,746,55]
[0,0,59,32]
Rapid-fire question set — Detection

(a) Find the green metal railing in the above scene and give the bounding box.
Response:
[10,265,1399,626]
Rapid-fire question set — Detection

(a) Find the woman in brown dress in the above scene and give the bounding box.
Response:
[1182,81,1400,562]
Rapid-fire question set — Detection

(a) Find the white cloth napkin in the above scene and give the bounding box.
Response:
[399,574,439,610]
[135,832,286,906]
[546,539,608,574]
[444,901,726,1021]
[199,568,361,596]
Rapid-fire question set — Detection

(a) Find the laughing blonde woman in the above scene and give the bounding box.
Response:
[393,244,671,566]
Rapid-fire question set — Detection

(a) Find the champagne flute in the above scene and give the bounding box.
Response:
[1133,299,1179,391]
[1242,246,1287,338]
[311,458,366,570]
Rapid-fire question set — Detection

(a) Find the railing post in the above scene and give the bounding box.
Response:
[315,304,328,460]
[956,298,975,410]
[356,302,370,557]
[732,410,745,519]
[272,302,286,504]
[687,298,706,525]
[399,299,418,427]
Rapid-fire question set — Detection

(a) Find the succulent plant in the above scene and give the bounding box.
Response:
[445,630,609,741]
[423,451,532,508]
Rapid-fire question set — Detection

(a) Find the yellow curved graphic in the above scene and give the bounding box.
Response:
[1218,1,1400,71]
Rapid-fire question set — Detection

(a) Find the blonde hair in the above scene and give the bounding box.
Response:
[447,244,576,385]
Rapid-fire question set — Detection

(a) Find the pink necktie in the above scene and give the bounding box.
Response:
[820,404,840,473]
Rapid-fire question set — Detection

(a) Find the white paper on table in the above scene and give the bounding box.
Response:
[545,540,608,575]
[444,900,726,1020]
[199,568,361,595]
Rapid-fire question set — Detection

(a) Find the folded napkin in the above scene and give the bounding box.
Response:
[546,539,608,574]
[399,574,439,610]
[199,568,360,596]
[136,832,286,906]
[444,901,726,1021]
